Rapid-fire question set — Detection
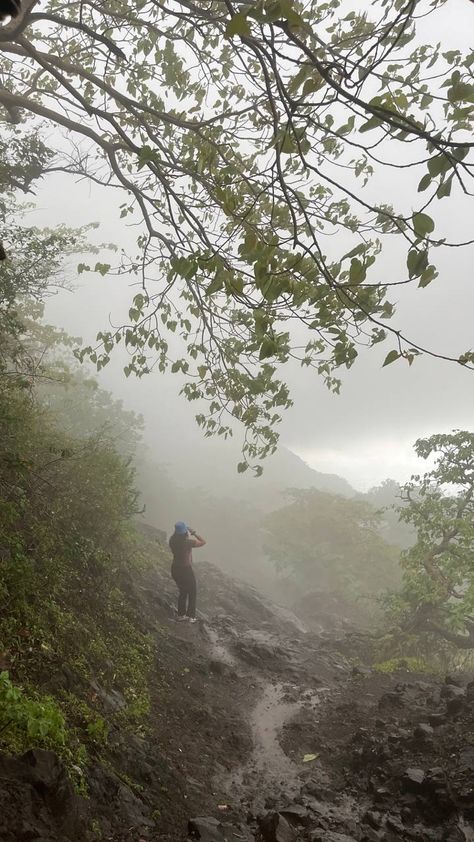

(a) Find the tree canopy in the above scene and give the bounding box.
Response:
[392,431,474,650]
[1,0,473,465]
[264,487,400,602]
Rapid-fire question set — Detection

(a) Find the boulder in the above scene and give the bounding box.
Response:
[279,805,310,826]
[403,768,425,790]
[429,713,447,727]
[257,812,297,842]
[363,811,382,829]
[189,816,226,842]
[414,723,434,740]
[440,685,465,702]
[444,674,463,688]
[447,693,466,715]
[386,815,404,834]
[362,829,384,842]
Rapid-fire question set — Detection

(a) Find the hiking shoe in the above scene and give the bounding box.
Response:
[187,617,197,624]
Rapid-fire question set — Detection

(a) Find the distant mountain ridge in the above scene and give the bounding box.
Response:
[141,431,354,514]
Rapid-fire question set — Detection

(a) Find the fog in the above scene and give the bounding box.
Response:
[39,171,473,492]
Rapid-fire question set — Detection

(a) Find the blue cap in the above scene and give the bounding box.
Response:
[174,521,188,534]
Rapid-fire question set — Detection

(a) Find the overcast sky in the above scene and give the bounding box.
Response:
[37,0,473,491]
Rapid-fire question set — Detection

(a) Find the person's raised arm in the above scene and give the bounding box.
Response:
[189,528,206,548]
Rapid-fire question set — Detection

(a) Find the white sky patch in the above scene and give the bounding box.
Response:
[292,441,428,492]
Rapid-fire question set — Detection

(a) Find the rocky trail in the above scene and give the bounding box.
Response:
[2,552,474,842]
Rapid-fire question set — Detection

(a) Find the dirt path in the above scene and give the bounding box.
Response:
[224,681,308,807]
[204,618,328,813]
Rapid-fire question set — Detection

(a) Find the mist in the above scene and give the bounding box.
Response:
[3,2,474,840]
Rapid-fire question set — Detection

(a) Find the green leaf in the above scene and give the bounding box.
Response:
[448,82,474,103]
[407,249,428,279]
[382,350,400,367]
[206,276,224,296]
[418,265,437,288]
[417,174,432,193]
[225,13,251,38]
[359,115,382,133]
[348,258,366,285]
[259,337,276,360]
[412,212,434,240]
[237,461,248,473]
[137,145,158,169]
[94,262,111,276]
[437,175,453,199]
[427,155,451,179]
[280,133,296,154]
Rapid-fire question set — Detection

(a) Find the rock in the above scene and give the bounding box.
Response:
[466,680,474,698]
[429,713,447,727]
[444,674,463,687]
[415,681,432,692]
[362,830,383,842]
[363,811,382,830]
[460,747,474,771]
[264,797,279,810]
[400,807,413,823]
[386,816,404,834]
[403,768,426,790]
[373,787,391,804]
[279,805,310,826]
[189,817,226,842]
[209,659,227,675]
[257,812,297,842]
[310,832,358,842]
[440,684,465,702]
[447,694,466,715]
[89,679,127,711]
[0,750,86,840]
[378,691,405,711]
[414,723,434,740]
[352,666,372,678]
[304,798,330,818]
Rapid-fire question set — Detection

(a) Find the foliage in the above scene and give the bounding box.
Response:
[372,657,430,674]
[0,250,154,781]
[0,127,100,390]
[1,2,473,467]
[389,431,474,650]
[0,670,67,753]
[364,478,416,549]
[263,488,400,603]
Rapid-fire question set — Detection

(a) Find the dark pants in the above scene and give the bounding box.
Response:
[171,563,196,618]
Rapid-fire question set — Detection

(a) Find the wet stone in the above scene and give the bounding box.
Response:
[257,812,297,842]
[386,815,404,834]
[279,805,310,826]
[440,685,465,702]
[414,724,434,740]
[188,817,226,842]
[363,811,382,829]
[403,768,426,790]
[429,713,447,727]
[444,674,463,688]
[362,829,384,842]
[447,695,466,715]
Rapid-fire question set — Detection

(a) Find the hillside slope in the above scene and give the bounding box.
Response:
[2,526,473,842]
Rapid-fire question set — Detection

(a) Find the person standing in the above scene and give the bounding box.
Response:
[169,521,206,623]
